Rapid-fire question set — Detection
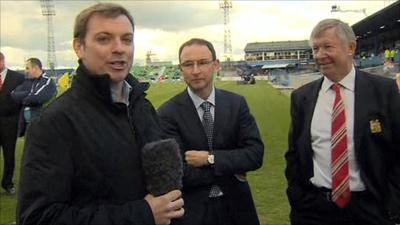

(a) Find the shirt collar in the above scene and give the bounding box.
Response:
[321,65,355,93]
[110,80,132,105]
[0,68,7,81]
[187,86,215,109]
[1,68,7,75]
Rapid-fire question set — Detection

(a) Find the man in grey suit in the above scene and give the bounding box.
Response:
[285,18,400,225]
[0,52,24,195]
[158,38,264,225]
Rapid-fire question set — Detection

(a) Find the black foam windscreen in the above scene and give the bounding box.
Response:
[141,138,183,196]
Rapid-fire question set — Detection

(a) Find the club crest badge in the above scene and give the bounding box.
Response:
[369,119,382,134]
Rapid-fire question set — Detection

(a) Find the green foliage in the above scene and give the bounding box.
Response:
[0,81,291,225]
[131,63,149,77]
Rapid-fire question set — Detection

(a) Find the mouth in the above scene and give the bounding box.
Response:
[191,78,204,82]
[109,60,127,70]
[318,62,333,68]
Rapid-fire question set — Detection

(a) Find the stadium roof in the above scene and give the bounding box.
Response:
[352,1,400,40]
[262,63,292,69]
[244,40,310,53]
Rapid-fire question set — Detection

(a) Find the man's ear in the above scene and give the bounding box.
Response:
[213,59,221,72]
[348,41,357,56]
[73,38,84,58]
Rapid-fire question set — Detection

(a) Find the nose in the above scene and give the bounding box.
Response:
[313,48,327,60]
[192,63,201,74]
[112,39,125,54]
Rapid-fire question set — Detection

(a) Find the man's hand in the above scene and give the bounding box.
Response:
[145,190,184,225]
[185,150,209,167]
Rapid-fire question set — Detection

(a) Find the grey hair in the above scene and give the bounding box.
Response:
[309,18,356,46]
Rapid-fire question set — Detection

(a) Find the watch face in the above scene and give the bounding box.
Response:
[208,154,214,164]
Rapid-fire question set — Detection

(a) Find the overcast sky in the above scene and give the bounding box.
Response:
[0,0,394,69]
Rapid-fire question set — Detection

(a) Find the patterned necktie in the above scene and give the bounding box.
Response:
[331,83,351,208]
[200,101,223,198]
[200,101,214,150]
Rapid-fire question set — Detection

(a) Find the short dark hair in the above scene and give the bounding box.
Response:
[178,38,217,63]
[73,3,135,42]
[0,52,4,60]
[26,58,42,70]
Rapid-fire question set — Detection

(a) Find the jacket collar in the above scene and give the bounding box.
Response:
[73,60,149,105]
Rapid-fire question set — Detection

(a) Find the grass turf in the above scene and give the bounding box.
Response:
[0,80,291,225]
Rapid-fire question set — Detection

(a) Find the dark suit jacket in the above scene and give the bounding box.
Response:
[285,70,400,214]
[0,69,24,117]
[158,88,264,225]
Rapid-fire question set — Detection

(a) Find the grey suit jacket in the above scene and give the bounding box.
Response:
[158,88,264,225]
[285,69,400,213]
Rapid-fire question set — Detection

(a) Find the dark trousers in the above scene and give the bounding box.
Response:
[203,196,233,225]
[172,195,234,225]
[290,187,393,225]
[0,115,19,188]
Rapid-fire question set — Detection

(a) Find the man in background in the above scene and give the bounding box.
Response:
[285,18,400,225]
[158,38,263,225]
[0,52,24,195]
[11,58,57,136]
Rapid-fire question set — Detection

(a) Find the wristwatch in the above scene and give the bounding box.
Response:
[207,153,215,165]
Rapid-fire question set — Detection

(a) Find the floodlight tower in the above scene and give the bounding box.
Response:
[41,0,57,77]
[331,5,368,17]
[220,0,232,64]
[146,51,156,65]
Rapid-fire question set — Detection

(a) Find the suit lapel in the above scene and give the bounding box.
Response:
[176,90,209,145]
[353,70,370,160]
[3,70,17,92]
[299,78,323,177]
[303,78,323,149]
[213,89,229,143]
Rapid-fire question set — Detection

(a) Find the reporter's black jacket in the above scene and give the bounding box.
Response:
[17,62,162,225]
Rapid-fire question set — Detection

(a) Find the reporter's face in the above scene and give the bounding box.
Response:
[74,13,134,83]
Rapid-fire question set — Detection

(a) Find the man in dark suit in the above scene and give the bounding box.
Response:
[285,18,400,225]
[0,52,24,195]
[158,38,264,225]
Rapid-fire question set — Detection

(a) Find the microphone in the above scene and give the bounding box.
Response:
[141,138,183,196]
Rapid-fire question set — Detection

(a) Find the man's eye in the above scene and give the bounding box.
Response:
[122,38,133,45]
[182,63,194,67]
[96,37,110,43]
[199,61,210,66]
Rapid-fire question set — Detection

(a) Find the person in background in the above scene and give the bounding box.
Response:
[11,57,57,136]
[390,47,396,63]
[385,48,391,63]
[285,18,400,225]
[17,3,184,225]
[0,52,24,195]
[158,38,264,225]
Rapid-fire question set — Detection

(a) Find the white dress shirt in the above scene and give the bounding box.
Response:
[187,87,216,121]
[310,66,366,191]
[0,68,8,84]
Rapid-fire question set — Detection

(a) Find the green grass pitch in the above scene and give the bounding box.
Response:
[0,80,291,225]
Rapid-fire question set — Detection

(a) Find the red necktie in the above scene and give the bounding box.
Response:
[331,83,351,208]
